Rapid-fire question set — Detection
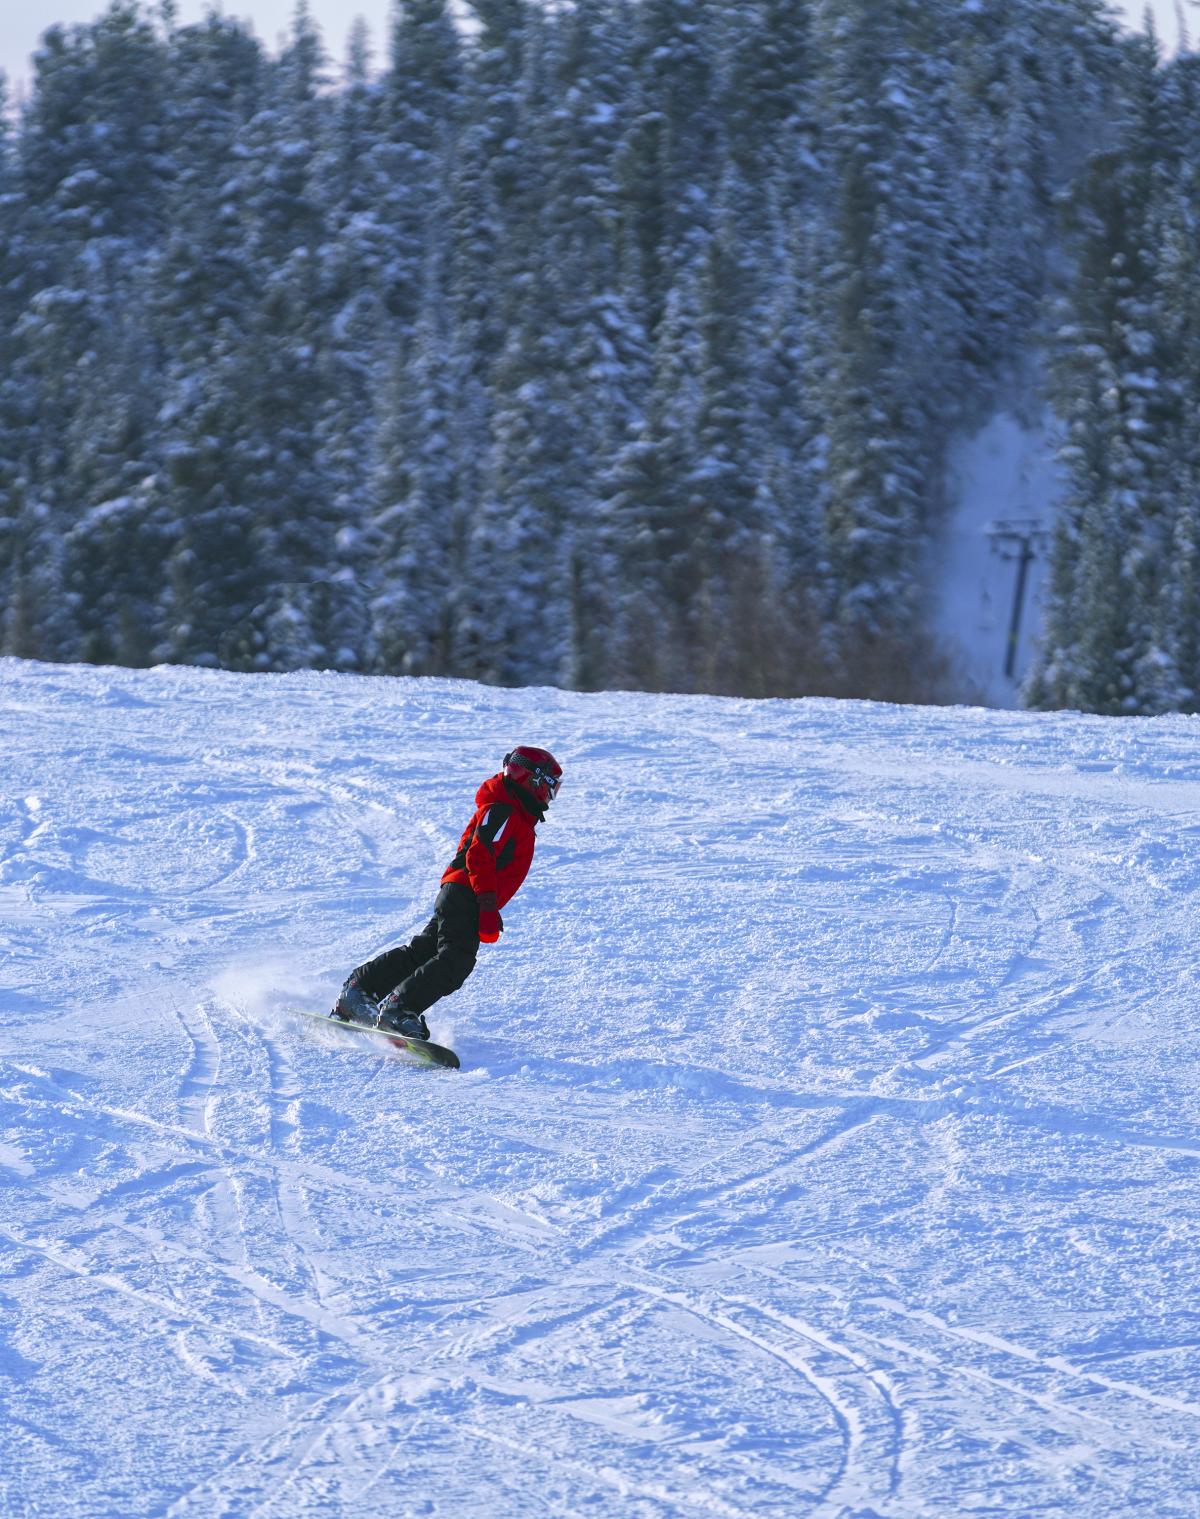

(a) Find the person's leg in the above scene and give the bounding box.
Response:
[331,912,439,1020]
[377,884,479,1026]
[350,915,440,1002]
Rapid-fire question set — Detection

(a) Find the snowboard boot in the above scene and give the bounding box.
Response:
[331,974,378,1026]
[375,991,429,1042]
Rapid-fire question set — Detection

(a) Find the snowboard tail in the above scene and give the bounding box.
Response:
[297,1008,460,1069]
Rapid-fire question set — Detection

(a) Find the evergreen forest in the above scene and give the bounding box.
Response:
[2,0,1199,712]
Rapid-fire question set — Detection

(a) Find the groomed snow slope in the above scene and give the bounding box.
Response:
[2,658,1199,1518]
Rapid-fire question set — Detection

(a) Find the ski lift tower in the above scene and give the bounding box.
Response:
[986,519,1050,681]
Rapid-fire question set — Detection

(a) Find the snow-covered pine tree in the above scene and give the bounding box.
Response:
[307,21,391,669]
[472,298,578,687]
[1148,203,1200,710]
[0,127,64,674]
[683,176,771,693]
[719,0,814,222]
[370,260,464,677]
[0,72,34,657]
[149,15,266,665]
[511,0,646,690]
[808,0,964,646]
[1031,33,1169,713]
[190,5,346,671]
[744,209,830,695]
[1140,52,1200,710]
[434,0,531,622]
[601,268,705,691]
[613,0,720,337]
[453,7,575,686]
[13,6,173,662]
[376,0,463,335]
[158,323,269,667]
[149,14,263,357]
[947,3,1048,386]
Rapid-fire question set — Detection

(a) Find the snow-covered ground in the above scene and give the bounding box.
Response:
[2,657,1199,1518]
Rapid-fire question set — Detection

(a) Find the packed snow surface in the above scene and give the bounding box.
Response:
[2,658,1199,1518]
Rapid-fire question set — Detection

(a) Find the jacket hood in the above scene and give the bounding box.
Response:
[475,774,511,809]
[475,772,545,822]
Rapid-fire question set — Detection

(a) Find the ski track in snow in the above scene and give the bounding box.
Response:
[2,659,1200,1517]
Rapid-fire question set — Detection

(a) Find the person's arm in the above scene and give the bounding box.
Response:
[464,803,514,941]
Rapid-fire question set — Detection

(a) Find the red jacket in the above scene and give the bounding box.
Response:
[441,774,541,909]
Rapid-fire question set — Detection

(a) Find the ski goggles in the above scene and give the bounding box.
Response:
[533,767,562,800]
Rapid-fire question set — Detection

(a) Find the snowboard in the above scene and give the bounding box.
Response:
[297,1008,460,1069]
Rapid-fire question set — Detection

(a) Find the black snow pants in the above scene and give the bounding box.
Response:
[352,882,479,1017]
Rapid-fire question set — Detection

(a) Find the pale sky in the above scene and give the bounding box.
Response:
[0,0,1189,99]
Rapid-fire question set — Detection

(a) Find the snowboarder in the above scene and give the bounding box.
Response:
[331,746,563,1040]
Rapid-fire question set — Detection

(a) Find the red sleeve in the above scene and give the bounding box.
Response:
[463,801,515,899]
